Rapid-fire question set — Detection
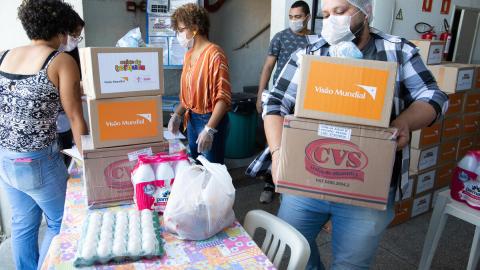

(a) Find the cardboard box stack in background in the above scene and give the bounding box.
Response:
[79,47,166,208]
[277,55,399,211]
[390,41,480,226]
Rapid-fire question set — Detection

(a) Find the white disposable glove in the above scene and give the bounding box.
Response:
[196,126,217,154]
[168,113,182,135]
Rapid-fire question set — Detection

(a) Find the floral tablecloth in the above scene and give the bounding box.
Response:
[41,178,275,270]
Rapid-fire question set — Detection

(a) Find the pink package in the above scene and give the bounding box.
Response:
[451,150,480,210]
[131,152,189,213]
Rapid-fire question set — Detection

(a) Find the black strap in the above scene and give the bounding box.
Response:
[41,50,59,70]
[0,50,10,67]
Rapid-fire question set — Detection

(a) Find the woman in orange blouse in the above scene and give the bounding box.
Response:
[168,4,231,164]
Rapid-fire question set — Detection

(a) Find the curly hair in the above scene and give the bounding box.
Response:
[66,7,85,34]
[171,3,210,36]
[18,0,75,40]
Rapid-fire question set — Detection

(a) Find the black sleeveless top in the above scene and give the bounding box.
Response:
[0,50,62,152]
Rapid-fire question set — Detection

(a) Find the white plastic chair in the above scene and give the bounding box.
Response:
[418,189,480,270]
[244,210,310,270]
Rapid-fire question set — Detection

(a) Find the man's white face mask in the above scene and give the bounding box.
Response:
[176,31,195,48]
[321,10,363,45]
[289,19,305,33]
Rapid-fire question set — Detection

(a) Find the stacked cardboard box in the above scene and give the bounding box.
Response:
[79,47,167,208]
[277,55,399,210]
[390,41,479,226]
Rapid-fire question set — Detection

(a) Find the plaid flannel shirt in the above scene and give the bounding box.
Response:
[246,29,449,192]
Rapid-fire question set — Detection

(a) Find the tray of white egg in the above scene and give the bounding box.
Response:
[74,209,163,267]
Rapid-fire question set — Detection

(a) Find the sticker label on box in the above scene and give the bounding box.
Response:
[304,61,390,121]
[427,44,444,65]
[412,193,432,217]
[128,147,153,161]
[97,52,160,94]
[318,124,352,141]
[416,170,436,194]
[419,147,438,171]
[456,69,474,91]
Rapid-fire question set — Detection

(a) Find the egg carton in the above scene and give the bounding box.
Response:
[74,209,164,267]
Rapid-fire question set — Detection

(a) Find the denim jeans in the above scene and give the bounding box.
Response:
[187,112,229,164]
[0,143,68,270]
[278,188,396,270]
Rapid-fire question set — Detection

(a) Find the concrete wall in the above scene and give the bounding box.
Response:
[0,0,29,51]
[209,0,271,92]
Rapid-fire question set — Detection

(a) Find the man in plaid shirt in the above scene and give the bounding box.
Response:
[253,0,449,269]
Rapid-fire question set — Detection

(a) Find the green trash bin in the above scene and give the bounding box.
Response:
[225,93,258,159]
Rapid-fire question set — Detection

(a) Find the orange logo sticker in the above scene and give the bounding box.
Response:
[303,61,390,121]
[98,99,159,141]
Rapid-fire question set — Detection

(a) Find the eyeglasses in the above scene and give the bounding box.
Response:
[176,27,187,33]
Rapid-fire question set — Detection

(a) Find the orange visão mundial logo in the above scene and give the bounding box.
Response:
[98,99,159,141]
[303,61,390,120]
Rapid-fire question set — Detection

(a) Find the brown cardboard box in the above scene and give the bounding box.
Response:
[475,136,480,149]
[411,192,432,217]
[411,40,445,65]
[88,96,163,149]
[396,176,415,202]
[463,91,480,113]
[294,55,397,128]
[410,121,442,149]
[80,47,164,99]
[435,161,456,189]
[475,65,480,90]
[457,136,475,161]
[441,116,462,140]
[390,199,413,227]
[277,116,397,210]
[81,135,169,209]
[429,64,476,93]
[439,140,459,165]
[462,113,480,135]
[414,169,436,195]
[446,93,465,116]
[410,146,439,173]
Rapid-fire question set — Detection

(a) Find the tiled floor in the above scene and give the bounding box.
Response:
[0,171,478,270]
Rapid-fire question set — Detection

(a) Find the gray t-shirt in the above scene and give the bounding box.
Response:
[268,29,309,84]
[361,36,377,60]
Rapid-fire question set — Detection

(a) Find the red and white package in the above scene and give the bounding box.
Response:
[131,152,190,213]
[451,151,480,210]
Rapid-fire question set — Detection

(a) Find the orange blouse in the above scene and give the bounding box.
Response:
[180,44,232,124]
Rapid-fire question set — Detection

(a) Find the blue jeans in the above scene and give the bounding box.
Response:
[278,188,396,270]
[0,143,68,270]
[187,112,229,164]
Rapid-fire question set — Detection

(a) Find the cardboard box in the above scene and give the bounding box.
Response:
[446,93,465,116]
[457,136,475,161]
[410,146,439,173]
[390,199,413,227]
[294,55,397,128]
[415,169,436,195]
[277,116,397,210]
[441,115,462,140]
[411,40,445,65]
[82,135,169,208]
[432,187,450,209]
[462,113,480,135]
[411,193,432,217]
[475,65,480,90]
[429,64,476,93]
[439,140,459,165]
[88,96,163,148]
[396,176,415,202]
[80,47,164,99]
[435,161,455,189]
[410,121,442,149]
[464,91,480,113]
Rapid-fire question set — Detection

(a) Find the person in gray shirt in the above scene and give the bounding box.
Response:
[252,0,311,204]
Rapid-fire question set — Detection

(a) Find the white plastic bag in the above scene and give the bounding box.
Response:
[116,27,146,47]
[163,156,236,240]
